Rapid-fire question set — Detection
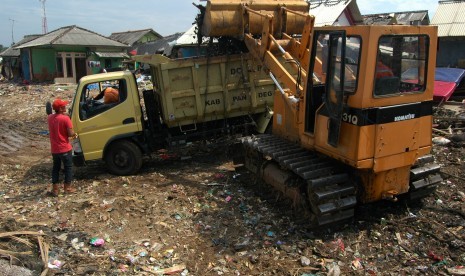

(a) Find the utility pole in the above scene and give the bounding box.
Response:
[9,18,16,45]
[39,0,48,34]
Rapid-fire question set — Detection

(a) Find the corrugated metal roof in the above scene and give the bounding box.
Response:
[0,35,42,57]
[132,26,209,56]
[363,11,428,25]
[0,47,18,57]
[310,0,350,26]
[363,14,397,25]
[309,0,363,26]
[396,11,428,23]
[176,25,201,45]
[109,29,162,46]
[15,26,128,49]
[94,52,129,58]
[135,33,183,56]
[431,1,465,37]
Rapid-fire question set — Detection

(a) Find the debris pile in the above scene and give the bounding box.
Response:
[0,82,464,275]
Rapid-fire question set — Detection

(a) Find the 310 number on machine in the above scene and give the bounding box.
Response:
[342,113,359,125]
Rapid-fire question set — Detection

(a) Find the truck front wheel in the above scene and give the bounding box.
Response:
[105,140,142,175]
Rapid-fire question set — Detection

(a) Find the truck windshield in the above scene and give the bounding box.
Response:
[374,35,429,96]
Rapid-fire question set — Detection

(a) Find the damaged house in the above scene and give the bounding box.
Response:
[109,29,163,56]
[14,25,128,84]
[431,0,465,68]
[0,35,41,80]
[362,10,430,26]
[308,0,363,26]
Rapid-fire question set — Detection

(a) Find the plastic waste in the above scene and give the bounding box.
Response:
[447,266,465,275]
[351,258,364,270]
[48,259,63,269]
[332,238,345,252]
[89,237,105,247]
[300,256,311,266]
[428,251,444,262]
[432,136,451,145]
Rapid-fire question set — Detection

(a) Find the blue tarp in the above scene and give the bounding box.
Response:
[435,68,465,84]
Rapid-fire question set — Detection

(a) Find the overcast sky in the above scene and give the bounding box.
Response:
[0,0,439,47]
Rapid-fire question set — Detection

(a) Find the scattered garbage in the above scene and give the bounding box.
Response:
[428,251,444,262]
[447,266,465,275]
[351,258,364,270]
[301,256,311,266]
[48,259,63,269]
[89,238,105,247]
[432,136,451,145]
[0,82,465,274]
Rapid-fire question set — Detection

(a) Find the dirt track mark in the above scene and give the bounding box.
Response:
[0,124,27,155]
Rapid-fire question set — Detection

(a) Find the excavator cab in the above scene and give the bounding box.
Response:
[305,26,439,204]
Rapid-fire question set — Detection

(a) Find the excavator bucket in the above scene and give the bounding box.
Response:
[200,0,310,38]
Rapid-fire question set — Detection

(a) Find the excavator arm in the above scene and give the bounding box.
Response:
[200,0,315,101]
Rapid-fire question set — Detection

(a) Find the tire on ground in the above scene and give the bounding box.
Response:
[105,140,142,175]
[46,101,52,115]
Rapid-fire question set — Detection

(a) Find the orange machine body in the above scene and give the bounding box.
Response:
[272,25,437,202]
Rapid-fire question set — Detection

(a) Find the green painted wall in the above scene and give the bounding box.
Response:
[87,53,126,74]
[27,45,127,81]
[140,33,160,43]
[31,48,56,81]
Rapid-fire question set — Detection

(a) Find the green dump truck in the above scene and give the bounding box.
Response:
[69,53,275,175]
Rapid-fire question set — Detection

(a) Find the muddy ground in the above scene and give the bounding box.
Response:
[0,81,464,275]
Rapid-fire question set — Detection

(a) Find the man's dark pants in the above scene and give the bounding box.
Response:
[52,150,73,184]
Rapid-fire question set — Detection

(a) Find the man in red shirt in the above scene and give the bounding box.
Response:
[47,98,78,196]
[375,52,394,79]
[376,61,394,79]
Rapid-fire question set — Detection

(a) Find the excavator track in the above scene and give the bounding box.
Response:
[408,154,442,201]
[236,134,357,227]
[233,135,442,226]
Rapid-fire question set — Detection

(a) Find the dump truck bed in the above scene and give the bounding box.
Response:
[134,54,275,129]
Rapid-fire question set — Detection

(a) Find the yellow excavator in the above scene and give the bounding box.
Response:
[198,0,442,226]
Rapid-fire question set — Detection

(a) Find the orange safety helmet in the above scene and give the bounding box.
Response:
[103,87,119,104]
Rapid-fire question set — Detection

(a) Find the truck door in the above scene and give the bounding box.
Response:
[74,77,142,161]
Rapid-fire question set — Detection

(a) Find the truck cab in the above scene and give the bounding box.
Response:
[71,71,144,174]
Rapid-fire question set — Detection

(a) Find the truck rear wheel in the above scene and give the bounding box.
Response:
[105,140,142,175]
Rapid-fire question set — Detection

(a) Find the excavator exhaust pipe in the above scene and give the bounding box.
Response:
[200,0,310,38]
